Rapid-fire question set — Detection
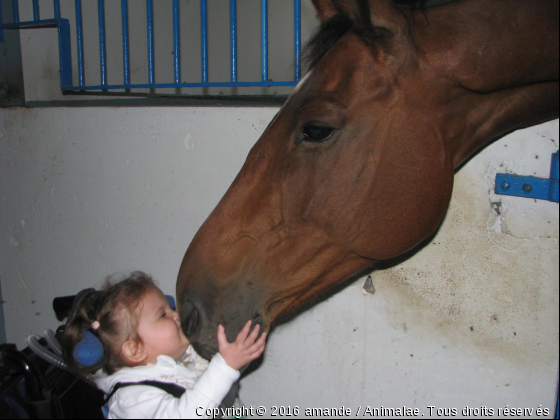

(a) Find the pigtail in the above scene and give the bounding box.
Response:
[61,272,157,376]
[62,288,106,376]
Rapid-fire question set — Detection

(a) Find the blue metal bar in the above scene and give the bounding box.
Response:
[146,0,154,84]
[58,19,72,88]
[98,0,107,86]
[495,151,559,203]
[173,0,180,83]
[230,0,237,82]
[1,19,59,28]
[121,0,130,85]
[261,0,268,82]
[12,0,19,23]
[551,150,559,181]
[75,0,85,86]
[62,81,298,91]
[496,174,558,203]
[0,2,4,42]
[32,0,40,21]
[294,0,301,82]
[54,0,61,20]
[201,0,208,83]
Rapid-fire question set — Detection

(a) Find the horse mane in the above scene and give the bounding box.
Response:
[302,0,433,71]
[303,13,357,71]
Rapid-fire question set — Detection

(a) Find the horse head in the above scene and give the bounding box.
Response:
[177,0,558,359]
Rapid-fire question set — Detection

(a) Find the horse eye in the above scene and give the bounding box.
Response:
[300,124,336,144]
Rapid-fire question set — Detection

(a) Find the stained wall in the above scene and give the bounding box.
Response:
[1,106,557,417]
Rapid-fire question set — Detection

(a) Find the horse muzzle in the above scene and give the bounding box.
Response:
[179,287,267,361]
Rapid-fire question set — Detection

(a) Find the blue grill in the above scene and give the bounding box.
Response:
[0,0,302,92]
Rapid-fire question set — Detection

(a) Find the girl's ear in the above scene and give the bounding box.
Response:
[121,339,147,365]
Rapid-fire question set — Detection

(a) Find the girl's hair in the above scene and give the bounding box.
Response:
[62,271,158,376]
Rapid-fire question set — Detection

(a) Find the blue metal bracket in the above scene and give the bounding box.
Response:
[495,150,559,203]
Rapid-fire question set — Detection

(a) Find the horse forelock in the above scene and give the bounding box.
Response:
[303,0,434,72]
[302,5,386,71]
[303,13,355,71]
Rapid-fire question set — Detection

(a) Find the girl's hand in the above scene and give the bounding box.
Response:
[217,321,267,371]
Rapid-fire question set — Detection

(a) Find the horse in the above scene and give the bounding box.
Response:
[176,0,559,360]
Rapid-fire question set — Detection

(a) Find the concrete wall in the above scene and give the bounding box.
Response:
[0,105,558,417]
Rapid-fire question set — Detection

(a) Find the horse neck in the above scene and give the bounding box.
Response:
[412,0,559,167]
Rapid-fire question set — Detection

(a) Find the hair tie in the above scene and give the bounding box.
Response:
[91,321,100,331]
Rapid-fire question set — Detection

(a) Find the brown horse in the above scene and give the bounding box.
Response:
[177,0,559,359]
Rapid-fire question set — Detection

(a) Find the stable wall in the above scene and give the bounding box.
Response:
[0,106,558,418]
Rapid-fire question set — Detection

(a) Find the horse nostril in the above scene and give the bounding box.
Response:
[252,313,264,328]
[182,301,201,338]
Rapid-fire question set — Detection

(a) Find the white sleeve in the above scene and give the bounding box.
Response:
[184,345,210,372]
[106,353,240,419]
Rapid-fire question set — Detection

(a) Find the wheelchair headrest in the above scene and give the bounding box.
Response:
[54,293,176,368]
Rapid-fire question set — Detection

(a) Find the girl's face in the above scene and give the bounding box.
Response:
[136,288,191,364]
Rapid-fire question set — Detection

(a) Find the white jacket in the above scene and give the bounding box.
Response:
[94,346,240,419]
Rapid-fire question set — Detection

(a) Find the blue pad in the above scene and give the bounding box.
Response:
[73,330,104,368]
[166,295,176,310]
[72,295,176,368]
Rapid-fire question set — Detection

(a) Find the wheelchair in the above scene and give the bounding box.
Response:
[1,293,106,419]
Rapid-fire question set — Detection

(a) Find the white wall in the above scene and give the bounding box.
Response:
[0,105,558,418]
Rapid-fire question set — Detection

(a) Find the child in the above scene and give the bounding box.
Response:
[62,271,266,419]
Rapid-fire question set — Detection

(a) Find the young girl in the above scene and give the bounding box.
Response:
[62,272,266,419]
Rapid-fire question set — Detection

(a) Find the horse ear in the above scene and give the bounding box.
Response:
[312,0,338,22]
[368,0,410,40]
[367,0,416,64]
[312,0,365,23]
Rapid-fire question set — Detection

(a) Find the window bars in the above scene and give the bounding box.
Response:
[0,0,302,92]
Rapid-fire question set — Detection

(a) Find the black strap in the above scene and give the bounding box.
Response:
[103,380,186,404]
